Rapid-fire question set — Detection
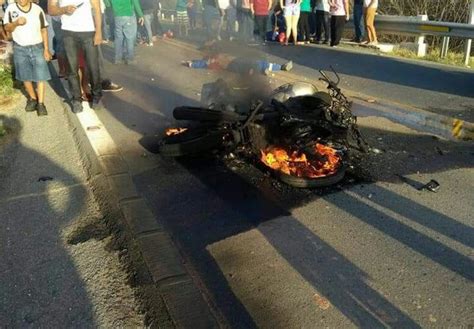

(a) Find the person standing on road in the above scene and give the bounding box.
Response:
[187,0,197,30]
[202,0,219,41]
[329,0,348,47]
[298,0,310,44]
[217,0,229,40]
[139,0,156,45]
[251,0,271,44]
[105,0,144,64]
[363,0,377,45]
[314,0,329,44]
[48,0,103,113]
[237,0,253,42]
[4,0,52,116]
[280,0,300,46]
[175,0,189,35]
[351,0,363,42]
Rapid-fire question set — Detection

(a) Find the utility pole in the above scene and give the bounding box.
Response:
[464,0,474,66]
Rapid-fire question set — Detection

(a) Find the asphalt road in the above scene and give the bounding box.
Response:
[0,87,143,327]
[96,40,474,328]
[173,32,474,122]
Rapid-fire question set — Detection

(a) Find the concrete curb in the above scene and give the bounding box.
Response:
[163,38,473,141]
[57,83,219,328]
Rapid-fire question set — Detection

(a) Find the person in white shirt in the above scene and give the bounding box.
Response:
[48,0,103,113]
[314,0,329,44]
[363,0,377,45]
[4,0,52,116]
[329,0,348,47]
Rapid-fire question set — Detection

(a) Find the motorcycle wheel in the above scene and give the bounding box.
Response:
[276,164,347,188]
[159,128,228,157]
[173,106,245,123]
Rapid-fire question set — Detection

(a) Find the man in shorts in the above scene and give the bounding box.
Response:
[4,0,52,116]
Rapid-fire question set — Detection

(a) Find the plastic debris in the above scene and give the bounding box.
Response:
[38,176,54,182]
[418,180,440,193]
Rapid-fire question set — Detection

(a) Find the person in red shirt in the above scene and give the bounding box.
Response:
[250,0,271,44]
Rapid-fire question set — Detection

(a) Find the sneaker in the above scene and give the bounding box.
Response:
[147,42,154,47]
[25,98,38,112]
[72,100,83,114]
[263,68,270,76]
[91,98,104,110]
[102,82,123,92]
[282,60,293,72]
[36,103,48,116]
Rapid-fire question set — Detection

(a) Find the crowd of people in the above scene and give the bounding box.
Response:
[0,0,378,116]
[191,0,379,47]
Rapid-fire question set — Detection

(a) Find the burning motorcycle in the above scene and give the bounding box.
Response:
[158,68,368,188]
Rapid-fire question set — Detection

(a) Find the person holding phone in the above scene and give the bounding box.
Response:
[48,0,104,113]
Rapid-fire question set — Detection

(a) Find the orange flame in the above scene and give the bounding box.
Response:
[260,143,341,178]
[165,127,188,136]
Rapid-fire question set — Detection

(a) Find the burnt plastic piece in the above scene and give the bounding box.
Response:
[418,180,440,193]
[38,176,54,182]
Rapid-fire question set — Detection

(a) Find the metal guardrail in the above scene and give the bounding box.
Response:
[160,8,474,64]
[363,15,474,39]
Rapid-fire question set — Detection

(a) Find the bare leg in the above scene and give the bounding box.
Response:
[23,81,37,100]
[284,16,291,45]
[36,81,45,104]
[292,15,299,45]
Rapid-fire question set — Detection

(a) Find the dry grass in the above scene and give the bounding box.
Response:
[392,47,474,68]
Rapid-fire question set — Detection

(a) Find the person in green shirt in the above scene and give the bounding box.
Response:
[105,0,144,64]
[298,0,311,43]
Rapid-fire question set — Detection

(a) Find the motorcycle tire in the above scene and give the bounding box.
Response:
[173,106,245,123]
[159,128,228,157]
[276,164,347,188]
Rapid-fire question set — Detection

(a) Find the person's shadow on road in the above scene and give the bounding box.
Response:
[0,115,96,327]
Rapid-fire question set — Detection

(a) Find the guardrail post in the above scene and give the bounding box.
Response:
[440,37,450,58]
[171,14,174,22]
[464,0,474,66]
[415,15,428,57]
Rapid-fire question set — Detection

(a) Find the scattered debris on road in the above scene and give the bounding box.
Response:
[37,176,54,182]
[313,294,331,310]
[418,179,440,193]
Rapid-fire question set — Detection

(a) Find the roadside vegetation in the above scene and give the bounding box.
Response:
[392,47,474,68]
[0,64,15,98]
[0,124,6,138]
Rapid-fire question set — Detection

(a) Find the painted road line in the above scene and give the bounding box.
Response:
[58,79,220,328]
